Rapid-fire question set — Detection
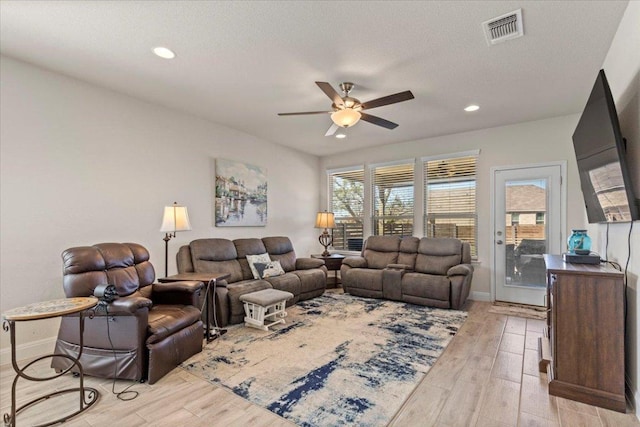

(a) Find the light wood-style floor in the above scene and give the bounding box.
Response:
[1,300,639,426]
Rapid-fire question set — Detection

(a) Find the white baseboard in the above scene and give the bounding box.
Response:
[469,291,491,302]
[0,336,56,367]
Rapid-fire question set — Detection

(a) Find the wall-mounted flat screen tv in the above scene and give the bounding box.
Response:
[572,69,639,223]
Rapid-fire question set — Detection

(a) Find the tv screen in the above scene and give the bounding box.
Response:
[572,69,639,223]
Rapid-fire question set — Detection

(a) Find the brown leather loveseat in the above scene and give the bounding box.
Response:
[340,236,474,309]
[52,243,204,384]
[177,236,327,327]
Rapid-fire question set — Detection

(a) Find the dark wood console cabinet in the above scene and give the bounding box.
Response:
[539,254,626,412]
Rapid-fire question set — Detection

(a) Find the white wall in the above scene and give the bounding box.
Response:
[320,114,587,300]
[0,56,320,362]
[590,1,640,413]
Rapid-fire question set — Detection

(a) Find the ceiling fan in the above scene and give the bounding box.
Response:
[278,82,415,136]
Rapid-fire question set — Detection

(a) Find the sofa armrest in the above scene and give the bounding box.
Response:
[152,280,204,306]
[296,257,325,270]
[342,256,367,268]
[215,279,229,288]
[386,263,413,271]
[447,264,474,277]
[153,280,204,294]
[107,296,153,315]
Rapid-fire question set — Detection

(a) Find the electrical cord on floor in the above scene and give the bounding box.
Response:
[103,305,139,401]
[208,278,227,338]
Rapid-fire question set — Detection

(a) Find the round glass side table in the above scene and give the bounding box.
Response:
[2,297,100,427]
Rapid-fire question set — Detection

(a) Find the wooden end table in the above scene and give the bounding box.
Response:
[2,297,100,427]
[311,254,345,288]
[158,273,230,342]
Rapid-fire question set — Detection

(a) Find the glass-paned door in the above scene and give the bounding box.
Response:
[494,164,563,306]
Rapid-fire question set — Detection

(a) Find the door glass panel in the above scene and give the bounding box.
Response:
[505,179,547,288]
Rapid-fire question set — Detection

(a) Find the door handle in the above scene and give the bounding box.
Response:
[496,240,504,245]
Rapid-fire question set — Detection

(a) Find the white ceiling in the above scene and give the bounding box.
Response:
[0,1,629,156]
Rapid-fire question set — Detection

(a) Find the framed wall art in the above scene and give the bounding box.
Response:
[214,158,267,227]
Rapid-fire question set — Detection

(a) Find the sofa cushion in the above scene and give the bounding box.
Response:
[292,269,326,294]
[414,238,463,275]
[363,236,401,269]
[401,273,450,301]
[264,272,301,304]
[263,236,297,272]
[234,238,269,280]
[190,238,244,283]
[398,237,419,269]
[177,245,195,273]
[146,305,202,344]
[61,243,154,298]
[345,268,384,292]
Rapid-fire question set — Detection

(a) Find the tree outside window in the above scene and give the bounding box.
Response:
[329,168,364,250]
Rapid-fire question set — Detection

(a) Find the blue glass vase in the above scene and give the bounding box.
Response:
[567,229,591,255]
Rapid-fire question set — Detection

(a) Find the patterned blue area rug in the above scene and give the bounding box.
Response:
[182,292,467,426]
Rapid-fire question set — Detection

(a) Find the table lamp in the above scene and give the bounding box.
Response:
[315,211,336,257]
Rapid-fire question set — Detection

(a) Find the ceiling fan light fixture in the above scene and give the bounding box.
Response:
[331,108,361,128]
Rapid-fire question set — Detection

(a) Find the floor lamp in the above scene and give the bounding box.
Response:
[160,202,192,277]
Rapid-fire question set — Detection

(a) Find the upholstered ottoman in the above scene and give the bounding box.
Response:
[239,289,294,331]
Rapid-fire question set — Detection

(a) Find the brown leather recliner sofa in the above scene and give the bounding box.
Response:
[52,243,204,384]
[340,236,474,309]
[177,236,327,327]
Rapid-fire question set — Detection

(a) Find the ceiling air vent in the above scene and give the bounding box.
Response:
[482,9,523,46]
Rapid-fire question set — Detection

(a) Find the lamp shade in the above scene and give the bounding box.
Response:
[160,203,192,233]
[315,211,336,229]
[331,108,361,128]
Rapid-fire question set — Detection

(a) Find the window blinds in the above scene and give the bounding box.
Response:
[423,155,477,257]
[371,162,414,237]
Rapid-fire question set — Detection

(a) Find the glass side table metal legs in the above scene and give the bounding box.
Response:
[2,297,100,427]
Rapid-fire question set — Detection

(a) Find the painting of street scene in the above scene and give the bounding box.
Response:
[215,158,267,226]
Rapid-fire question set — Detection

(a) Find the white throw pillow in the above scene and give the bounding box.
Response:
[254,260,286,279]
[246,253,271,279]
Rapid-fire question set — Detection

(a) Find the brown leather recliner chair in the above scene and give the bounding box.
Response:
[52,243,204,384]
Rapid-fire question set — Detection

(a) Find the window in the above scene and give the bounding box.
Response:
[328,167,365,251]
[536,212,545,224]
[423,154,478,257]
[511,213,520,225]
[371,161,414,237]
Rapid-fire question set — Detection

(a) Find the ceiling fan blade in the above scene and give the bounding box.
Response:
[360,112,399,129]
[360,90,414,110]
[278,111,332,116]
[325,123,339,137]
[316,82,344,107]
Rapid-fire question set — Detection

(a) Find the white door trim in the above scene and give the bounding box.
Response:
[489,161,567,303]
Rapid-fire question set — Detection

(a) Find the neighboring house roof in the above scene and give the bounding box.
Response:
[506,185,546,213]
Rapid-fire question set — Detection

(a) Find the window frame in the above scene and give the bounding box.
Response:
[421,150,479,259]
[327,165,365,251]
[324,150,480,259]
[369,159,416,238]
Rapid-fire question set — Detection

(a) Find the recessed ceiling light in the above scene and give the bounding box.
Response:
[464,104,480,112]
[152,47,176,59]
[335,133,347,139]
